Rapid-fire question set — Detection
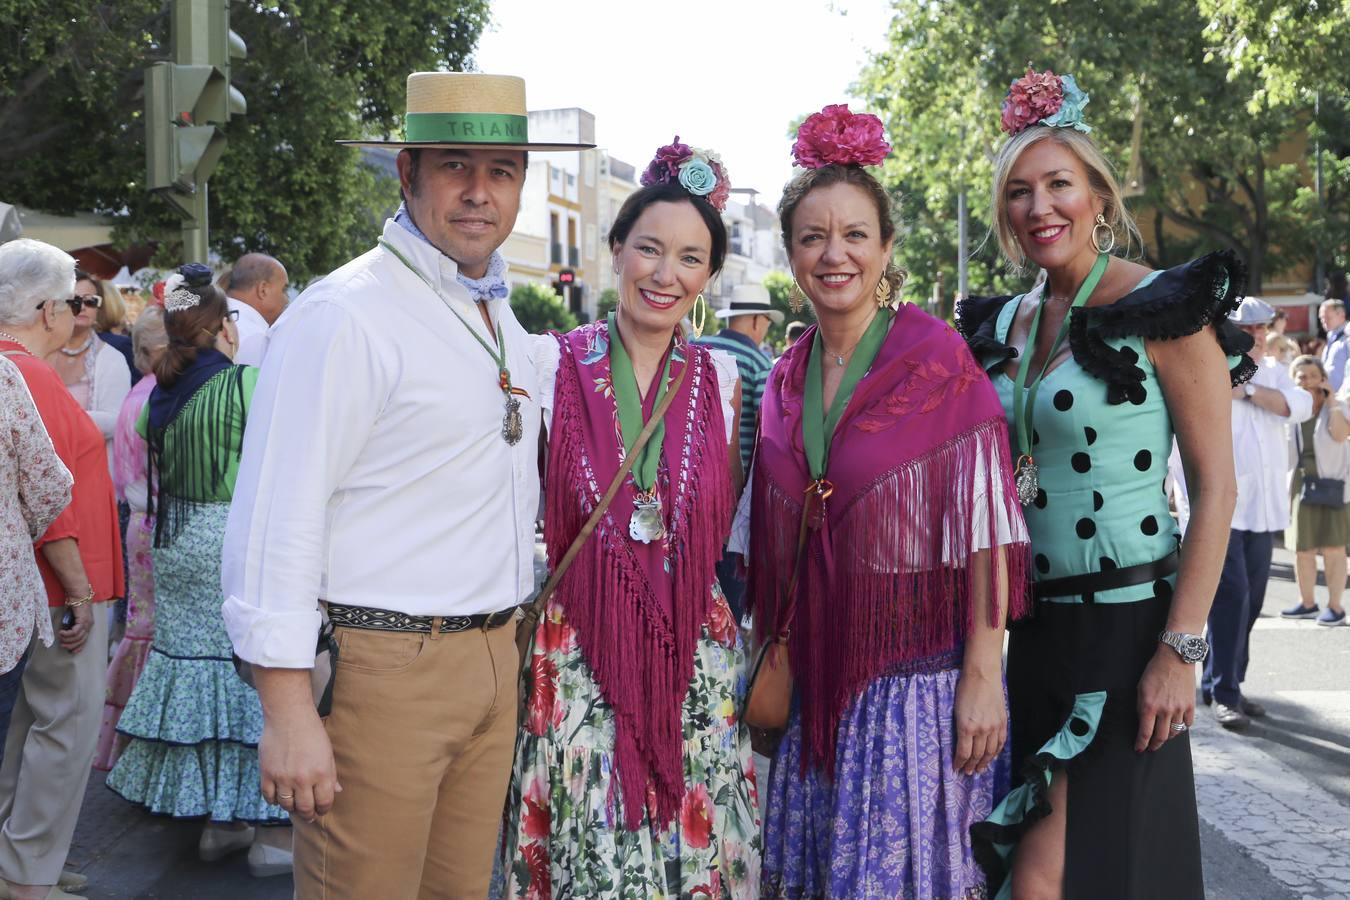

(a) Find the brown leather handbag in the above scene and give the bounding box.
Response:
[516,359,689,673]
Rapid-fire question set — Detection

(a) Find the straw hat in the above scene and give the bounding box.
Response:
[339,72,595,152]
[715,283,784,324]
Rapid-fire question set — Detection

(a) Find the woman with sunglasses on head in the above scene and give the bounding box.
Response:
[505,138,760,898]
[959,70,1251,899]
[106,264,292,878]
[45,270,132,459]
[744,106,1030,900]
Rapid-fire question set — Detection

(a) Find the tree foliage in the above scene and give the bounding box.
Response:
[510,282,578,335]
[0,0,490,284]
[854,0,1346,298]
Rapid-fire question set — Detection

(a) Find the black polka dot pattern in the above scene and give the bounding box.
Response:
[1069,717,1091,737]
[1035,553,1050,574]
[1093,491,1104,512]
[1099,556,1117,571]
[1054,390,1074,411]
[1085,427,1097,445]
[1033,429,1041,446]
[1034,489,1047,509]
[1076,518,1097,539]
[1134,450,1152,471]
[1141,515,1159,536]
[1072,452,1091,473]
[1154,579,1174,601]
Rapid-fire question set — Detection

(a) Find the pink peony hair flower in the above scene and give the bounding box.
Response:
[639,136,732,211]
[792,104,891,169]
[1000,68,1066,136]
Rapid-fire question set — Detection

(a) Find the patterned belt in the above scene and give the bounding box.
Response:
[325,603,521,634]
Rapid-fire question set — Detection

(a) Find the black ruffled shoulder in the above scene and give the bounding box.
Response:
[955,293,1019,371]
[1068,250,1256,405]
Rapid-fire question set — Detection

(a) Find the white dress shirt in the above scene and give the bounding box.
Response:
[1230,356,1312,532]
[222,220,542,668]
[227,297,270,367]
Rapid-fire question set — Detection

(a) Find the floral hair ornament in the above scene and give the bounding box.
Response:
[1000,68,1092,137]
[162,262,213,313]
[792,104,891,169]
[639,136,732,211]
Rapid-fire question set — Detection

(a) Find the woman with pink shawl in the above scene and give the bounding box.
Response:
[504,139,760,897]
[94,308,166,770]
[744,106,1032,898]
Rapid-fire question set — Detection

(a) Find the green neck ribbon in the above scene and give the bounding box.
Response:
[1012,252,1109,460]
[802,308,894,480]
[607,312,675,493]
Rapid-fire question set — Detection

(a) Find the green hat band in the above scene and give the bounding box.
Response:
[404,112,529,144]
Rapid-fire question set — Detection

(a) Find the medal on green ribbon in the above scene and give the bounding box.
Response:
[607,312,676,544]
[1010,252,1109,505]
[380,239,525,445]
[800,308,893,528]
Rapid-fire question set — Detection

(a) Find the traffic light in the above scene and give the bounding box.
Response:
[559,268,575,284]
[144,0,246,260]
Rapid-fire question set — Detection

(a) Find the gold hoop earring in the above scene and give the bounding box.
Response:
[1091,214,1116,255]
[691,292,708,339]
[788,280,806,314]
[875,274,895,309]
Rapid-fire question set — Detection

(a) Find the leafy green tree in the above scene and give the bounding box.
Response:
[855,0,1339,294]
[511,282,578,335]
[0,0,490,284]
[595,288,619,320]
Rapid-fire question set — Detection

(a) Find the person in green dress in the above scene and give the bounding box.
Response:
[106,264,292,878]
[961,69,1254,899]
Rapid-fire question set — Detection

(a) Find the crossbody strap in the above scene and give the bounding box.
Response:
[520,353,691,632]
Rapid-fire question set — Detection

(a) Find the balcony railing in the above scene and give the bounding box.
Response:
[550,243,562,265]
[568,246,579,266]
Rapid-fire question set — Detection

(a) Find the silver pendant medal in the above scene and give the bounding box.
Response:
[502,396,523,446]
[1014,455,1039,506]
[629,494,666,544]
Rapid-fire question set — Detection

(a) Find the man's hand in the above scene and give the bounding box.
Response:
[58,602,92,654]
[259,711,341,822]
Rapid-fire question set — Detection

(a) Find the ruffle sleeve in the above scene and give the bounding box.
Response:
[1068,249,1256,405]
[955,293,1019,373]
[531,333,562,430]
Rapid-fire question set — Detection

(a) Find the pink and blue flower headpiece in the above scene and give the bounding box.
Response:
[1000,68,1092,136]
[640,137,731,211]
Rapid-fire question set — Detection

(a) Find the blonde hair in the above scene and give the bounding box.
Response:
[990,127,1142,274]
[93,277,127,333]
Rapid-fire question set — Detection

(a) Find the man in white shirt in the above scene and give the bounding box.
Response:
[1204,297,1312,730]
[225,253,288,367]
[221,73,593,898]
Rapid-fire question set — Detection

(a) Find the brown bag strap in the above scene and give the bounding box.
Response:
[520,355,691,630]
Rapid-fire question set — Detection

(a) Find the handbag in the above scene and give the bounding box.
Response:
[1295,422,1347,507]
[741,489,816,752]
[515,357,690,674]
[232,608,339,717]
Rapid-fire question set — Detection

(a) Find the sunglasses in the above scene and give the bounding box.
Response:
[36,298,88,316]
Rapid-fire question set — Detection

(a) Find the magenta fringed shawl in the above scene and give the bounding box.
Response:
[543,321,733,830]
[748,305,1031,774]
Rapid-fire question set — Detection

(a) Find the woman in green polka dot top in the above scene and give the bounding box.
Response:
[959,69,1256,900]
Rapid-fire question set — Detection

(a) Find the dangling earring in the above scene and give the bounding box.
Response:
[874,273,894,309]
[788,280,806,314]
[691,293,708,339]
[1091,213,1116,255]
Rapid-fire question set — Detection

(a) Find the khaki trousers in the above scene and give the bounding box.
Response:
[0,607,108,886]
[294,619,518,900]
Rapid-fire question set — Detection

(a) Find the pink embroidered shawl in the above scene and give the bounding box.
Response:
[543,320,733,830]
[748,304,1030,773]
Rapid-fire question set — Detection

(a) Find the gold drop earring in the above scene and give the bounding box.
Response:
[691,293,708,339]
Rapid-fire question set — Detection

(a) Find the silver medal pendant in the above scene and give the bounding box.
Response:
[502,396,523,446]
[629,496,666,544]
[1014,456,1039,507]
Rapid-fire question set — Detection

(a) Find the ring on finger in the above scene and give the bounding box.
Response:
[1169,721,1187,733]
[277,791,295,801]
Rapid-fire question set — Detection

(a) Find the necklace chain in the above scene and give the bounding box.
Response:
[820,311,879,367]
[0,331,34,355]
[59,333,95,357]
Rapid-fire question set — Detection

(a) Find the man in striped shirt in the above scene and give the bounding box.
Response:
[696,283,781,618]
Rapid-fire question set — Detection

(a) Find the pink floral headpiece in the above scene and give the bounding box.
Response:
[1000,67,1092,136]
[640,136,732,211]
[792,104,891,169]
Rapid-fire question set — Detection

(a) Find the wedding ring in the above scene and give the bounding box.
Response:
[1169,722,1187,733]
[277,792,294,801]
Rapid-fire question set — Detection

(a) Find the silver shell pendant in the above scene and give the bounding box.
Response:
[502,396,523,446]
[1014,458,1040,507]
[629,497,666,544]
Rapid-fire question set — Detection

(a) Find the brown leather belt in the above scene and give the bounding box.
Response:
[325,603,520,634]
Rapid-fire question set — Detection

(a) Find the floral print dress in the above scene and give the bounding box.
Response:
[504,337,760,899]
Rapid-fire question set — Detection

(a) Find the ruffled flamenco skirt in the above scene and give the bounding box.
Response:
[105,503,287,823]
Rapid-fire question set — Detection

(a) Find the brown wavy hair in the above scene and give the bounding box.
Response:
[155,280,230,387]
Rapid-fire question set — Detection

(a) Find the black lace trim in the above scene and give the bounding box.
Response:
[969,746,1073,889]
[956,294,1019,371]
[1068,250,1255,404]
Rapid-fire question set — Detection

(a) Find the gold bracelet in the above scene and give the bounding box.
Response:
[65,585,94,608]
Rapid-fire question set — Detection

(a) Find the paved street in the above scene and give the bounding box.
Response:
[56,544,1350,898]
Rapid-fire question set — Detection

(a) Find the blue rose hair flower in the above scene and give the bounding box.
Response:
[677,157,718,197]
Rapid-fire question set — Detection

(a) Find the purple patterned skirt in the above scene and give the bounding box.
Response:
[762,652,1009,899]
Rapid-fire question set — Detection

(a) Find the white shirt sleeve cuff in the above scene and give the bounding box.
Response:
[222,595,323,668]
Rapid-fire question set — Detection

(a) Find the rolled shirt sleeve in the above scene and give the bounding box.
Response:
[221,297,389,668]
[1277,368,1313,425]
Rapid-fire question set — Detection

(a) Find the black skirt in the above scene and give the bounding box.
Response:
[994,592,1205,900]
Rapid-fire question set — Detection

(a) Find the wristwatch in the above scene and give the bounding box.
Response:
[1244,382,1257,398]
[1159,630,1209,663]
